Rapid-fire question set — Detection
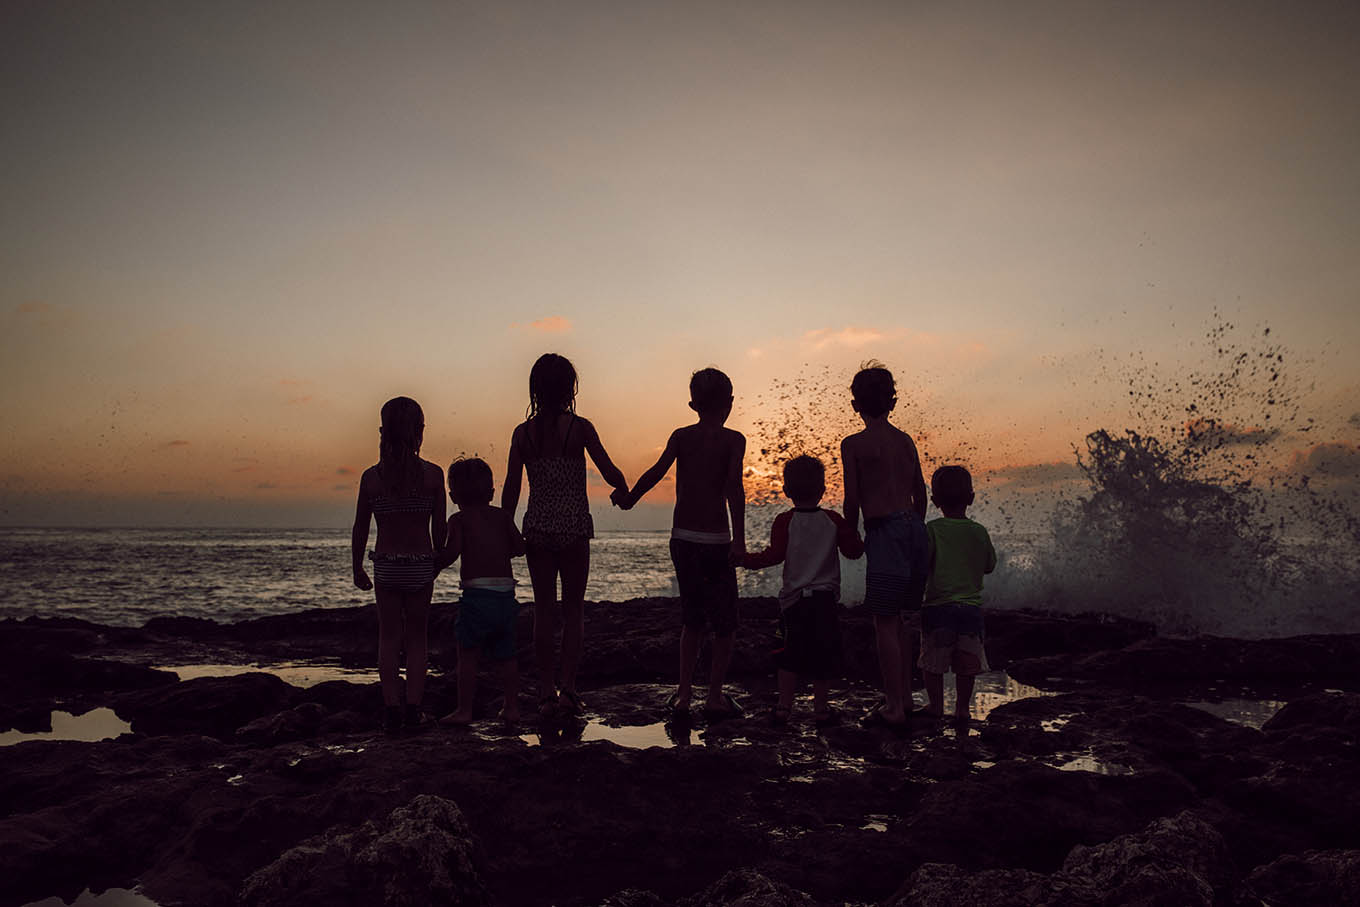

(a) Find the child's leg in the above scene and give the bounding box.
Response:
[872,613,906,721]
[777,669,797,714]
[402,587,432,706]
[706,632,735,708]
[899,615,915,710]
[557,539,590,699]
[676,624,701,709]
[811,679,830,718]
[448,643,479,723]
[499,658,520,722]
[525,546,560,706]
[953,650,982,722]
[374,586,405,707]
[923,671,946,715]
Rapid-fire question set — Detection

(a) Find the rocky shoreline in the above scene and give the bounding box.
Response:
[3,597,1359,906]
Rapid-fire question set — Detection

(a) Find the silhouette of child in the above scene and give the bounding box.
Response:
[502,353,629,719]
[437,458,526,727]
[743,455,863,726]
[351,396,448,735]
[839,363,929,729]
[920,465,996,726]
[620,368,747,720]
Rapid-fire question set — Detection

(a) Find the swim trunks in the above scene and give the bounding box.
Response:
[455,587,520,659]
[917,603,989,675]
[669,538,739,635]
[772,589,842,679]
[861,512,929,615]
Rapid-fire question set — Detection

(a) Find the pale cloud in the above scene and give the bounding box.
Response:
[803,326,889,350]
[15,302,52,315]
[515,315,572,333]
[255,482,278,490]
[336,466,357,475]
[163,440,191,448]
[279,378,310,387]
[747,347,764,359]
[287,395,314,405]
[232,465,258,473]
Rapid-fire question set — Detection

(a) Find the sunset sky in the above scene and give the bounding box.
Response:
[3,1,1357,527]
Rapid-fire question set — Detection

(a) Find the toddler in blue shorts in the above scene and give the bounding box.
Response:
[436,457,526,726]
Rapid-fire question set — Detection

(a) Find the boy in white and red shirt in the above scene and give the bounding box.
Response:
[743,455,864,726]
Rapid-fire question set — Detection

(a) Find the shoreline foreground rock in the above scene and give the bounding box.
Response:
[2,598,1359,906]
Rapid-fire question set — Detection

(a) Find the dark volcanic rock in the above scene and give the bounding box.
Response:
[115,672,294,739]
[676,868,817,907]
[238,794,489,907]
[1243,849,1360,906]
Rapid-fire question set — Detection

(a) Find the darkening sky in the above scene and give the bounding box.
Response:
[2,1,1358,526]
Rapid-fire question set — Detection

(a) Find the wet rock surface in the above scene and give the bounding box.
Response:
[0,599,1357,906]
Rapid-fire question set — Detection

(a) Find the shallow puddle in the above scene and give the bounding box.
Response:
[22,888,161,907]
[933,670,1056,720]
[520,718,704,749]
[0,709,131,747]
[156,662,380,687]
[1181,698,1285,730]
[1050,754,1135,775]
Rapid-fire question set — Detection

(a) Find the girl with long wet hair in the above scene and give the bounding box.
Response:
[352,396,447,734]
[503,354,629,718]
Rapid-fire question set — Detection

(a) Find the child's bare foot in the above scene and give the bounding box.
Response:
[500,708,521,725]
[666,689,691,715]
[440,710,474,727]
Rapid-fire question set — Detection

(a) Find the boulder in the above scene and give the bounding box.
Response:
[237,794,488,907]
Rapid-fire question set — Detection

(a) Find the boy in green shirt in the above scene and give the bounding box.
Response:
[920,466,997,725]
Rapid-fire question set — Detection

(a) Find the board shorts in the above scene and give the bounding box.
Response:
[455,588,520,660]
[773,590,842,679]
[862,512,929,615]
[917,603,989,675]
[669,538,739,636]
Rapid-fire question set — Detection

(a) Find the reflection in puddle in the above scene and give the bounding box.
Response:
[156,662,381,686]
[520,719,703,749]
[1182,699,1285,730]
[0,709,132,747]
[935,671,1055,721]
[1051,754,1134,775]
[860,814,890,832]
[1041,717,1071,732]
[22,889,161,907]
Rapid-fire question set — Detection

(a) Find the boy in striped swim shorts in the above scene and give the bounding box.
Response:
[840,363,930,730]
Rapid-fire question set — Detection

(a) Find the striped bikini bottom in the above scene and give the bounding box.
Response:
[369,551,436,591]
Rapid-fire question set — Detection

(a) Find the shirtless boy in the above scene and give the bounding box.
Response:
[437,457,526,726]
[840,363,929,728]
[619,368,747,720]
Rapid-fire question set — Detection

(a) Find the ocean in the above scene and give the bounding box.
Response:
[0,527,799,626]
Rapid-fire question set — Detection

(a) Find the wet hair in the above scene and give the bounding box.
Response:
[689,368,733,414]
[783,455,826,502]
[378,396,424,493]
[851,362,896,418]
[448,457,494,505]
[931,465,974,510]
[528,353,578,421]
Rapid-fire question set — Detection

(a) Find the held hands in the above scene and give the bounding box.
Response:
[353,568,373,591]
[610,487,634,510]
[728,540,746,567]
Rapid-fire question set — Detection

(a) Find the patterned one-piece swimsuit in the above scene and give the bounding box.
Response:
[523,416,594,551]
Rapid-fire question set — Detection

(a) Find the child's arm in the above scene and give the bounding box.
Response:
[582,419,629,496]
[435,514,462,571]
[827,510,864,559]
[742,511,790,569]
[430,468,448,553]
[906,434,927,520]
[725,432,747,564]
[840,437,860,531]
[627,431,679,505]
[501,424,526,519]
[983,527,997,574]
[507,511,527,558]
[351,473,373,590]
